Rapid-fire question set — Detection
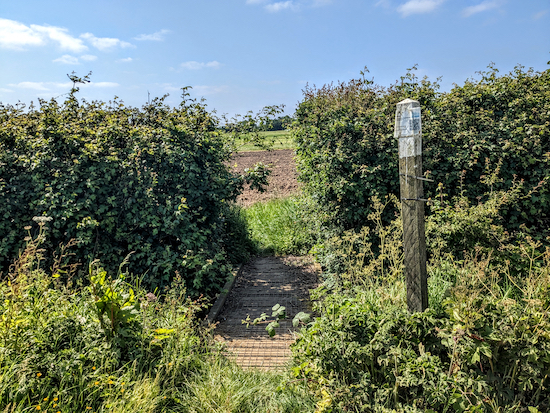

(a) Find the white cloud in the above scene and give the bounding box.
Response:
[266,1,296,12]
[80,33,134,51]
[118,57,133,63]
[53,54,80,65]
[8,81,50,91]
[0,18,86,52]
[7,81,73,91]
[397,0,445,16]
[7,80,117,91]
[85,82,119,88]
[462,0,501,17]
[533,9,548,20]
[180,61,221,70]
[193,85,229,95]
[0,88,14,93]
[80,54,98,61]
[0,18,44,50]
[134,29,170,41]
[247,0,327,11]
[161,84,182,92]
[31,25,87,52]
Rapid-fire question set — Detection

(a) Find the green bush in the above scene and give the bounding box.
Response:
[0,231,315,412]
[0,229,206,411]
[292,64,550,234]
[0,89,244,295]
[291,197,550,412]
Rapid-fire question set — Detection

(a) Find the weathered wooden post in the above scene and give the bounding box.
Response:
[394,98,428,313]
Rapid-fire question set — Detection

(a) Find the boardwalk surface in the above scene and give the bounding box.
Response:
[214,256,318,369]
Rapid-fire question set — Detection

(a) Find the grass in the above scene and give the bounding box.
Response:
[174,356,315,412]
[0,225,315,413]
[235,130,295,152]
[242,196,313,255]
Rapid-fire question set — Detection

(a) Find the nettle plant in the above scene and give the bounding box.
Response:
[0,74,280,296]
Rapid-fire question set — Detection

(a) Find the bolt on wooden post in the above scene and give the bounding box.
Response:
[394,98,428,313]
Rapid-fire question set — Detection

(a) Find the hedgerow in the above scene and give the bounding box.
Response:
[291,194,550,412]
[0,84,249,295]
[292,64,550,234]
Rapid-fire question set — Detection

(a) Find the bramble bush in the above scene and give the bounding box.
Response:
[292,64,550,234]
[291,191,550,413]
[0,226,206,411]
[0,80,271,295]
[0,228,315,412]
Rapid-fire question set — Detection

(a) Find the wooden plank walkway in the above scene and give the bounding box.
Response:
[213,256,318,369]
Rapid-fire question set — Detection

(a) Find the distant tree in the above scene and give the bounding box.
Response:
[268,115,293,131]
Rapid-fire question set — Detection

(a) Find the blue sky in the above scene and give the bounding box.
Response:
[1,0,549,118]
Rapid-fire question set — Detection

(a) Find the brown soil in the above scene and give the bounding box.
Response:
[230,149,300,206]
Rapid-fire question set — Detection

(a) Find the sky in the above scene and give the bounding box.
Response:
[1,0,549,119]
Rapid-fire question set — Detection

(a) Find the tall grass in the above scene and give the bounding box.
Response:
[242,197,314,255]
[292,192,550,412]
[0,224,315,412]
[174,356,314,412]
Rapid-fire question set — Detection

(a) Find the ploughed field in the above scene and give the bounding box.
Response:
[230,149,300,206]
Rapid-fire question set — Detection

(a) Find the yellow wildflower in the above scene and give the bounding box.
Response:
[36,373,42,377]
[53,397,58,402]
[35,406,41,411]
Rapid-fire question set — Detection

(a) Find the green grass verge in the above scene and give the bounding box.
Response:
[236,130,294,152]
[242,196,313,255]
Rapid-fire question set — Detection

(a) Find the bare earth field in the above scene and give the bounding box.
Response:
[230,149,300,206]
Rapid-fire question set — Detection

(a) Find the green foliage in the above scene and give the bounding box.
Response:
[0,234,315,412]
[243,161,272,192]
[219,203,258,264]
[173,356,315,412]
[268,115,293,131]
[89,259,141,337]
[242,196,317,255]
[291,208,550,412]
[222,105,286,152]
[244,303,288,337]
[233,130,295,152]
[313,195,403,286]
[292,64,550,234]
[0,87,248,295]
[0,233,206,411]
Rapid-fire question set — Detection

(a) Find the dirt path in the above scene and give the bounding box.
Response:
[214,256,319,369]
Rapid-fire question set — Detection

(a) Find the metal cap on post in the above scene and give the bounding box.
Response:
[395,98,428,313]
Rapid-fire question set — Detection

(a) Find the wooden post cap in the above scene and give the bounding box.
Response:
[394,98,421,139]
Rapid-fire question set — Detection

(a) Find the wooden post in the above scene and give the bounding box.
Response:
[394,98,428,313]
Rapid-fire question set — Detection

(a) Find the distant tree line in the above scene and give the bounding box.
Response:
[268,115,293,131]
[220,115,293,133]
